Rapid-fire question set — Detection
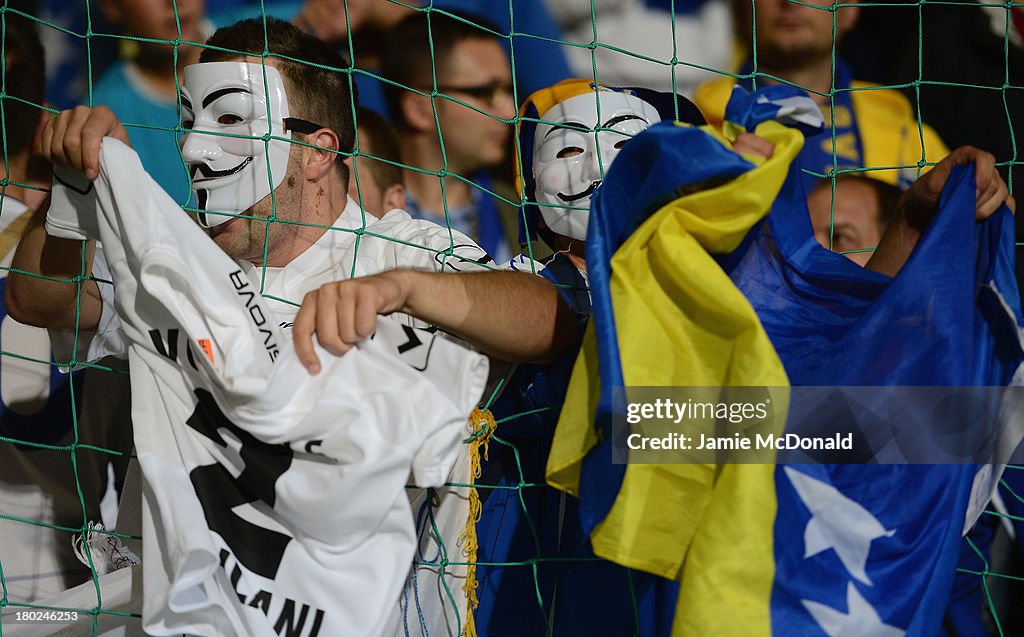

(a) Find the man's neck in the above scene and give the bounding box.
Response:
[402,134,474,211]
[758,57,837,104]
[256,175,350,268]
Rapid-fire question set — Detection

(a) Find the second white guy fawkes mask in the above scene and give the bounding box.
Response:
[532,90,661,241]
[180,62,295,227]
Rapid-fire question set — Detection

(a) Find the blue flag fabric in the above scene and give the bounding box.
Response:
[555,81,1024,634]
[724,161,1023,634]
[723,84,825,138]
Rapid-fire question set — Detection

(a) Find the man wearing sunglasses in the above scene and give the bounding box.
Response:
[381,12,519,263]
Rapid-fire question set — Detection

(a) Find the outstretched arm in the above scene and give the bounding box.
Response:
[293,269,579,373]
[866,146,1015,277]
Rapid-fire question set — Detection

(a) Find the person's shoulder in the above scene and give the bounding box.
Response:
[92,61,177,116]
[373,209,495,272]
[849,79,917,122]
[374,208,438,240]
[91,61,132,99]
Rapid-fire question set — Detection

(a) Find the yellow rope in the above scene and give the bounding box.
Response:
[459,407,496,637]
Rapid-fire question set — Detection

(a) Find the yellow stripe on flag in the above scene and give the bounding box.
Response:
[548,120,803,636]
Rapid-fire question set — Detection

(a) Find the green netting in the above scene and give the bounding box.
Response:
[0,1,1021,635]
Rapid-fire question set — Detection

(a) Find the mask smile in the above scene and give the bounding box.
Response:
[190,156,255,182]
[557,181,600,203]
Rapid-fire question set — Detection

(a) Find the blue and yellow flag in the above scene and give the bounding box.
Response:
[547,90,809,635]
[549,83,1024,635]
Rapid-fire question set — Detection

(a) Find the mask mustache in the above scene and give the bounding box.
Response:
[557,181,600,203]
[190,157,254,182]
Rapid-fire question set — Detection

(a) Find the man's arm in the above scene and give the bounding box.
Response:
[6,196,102,330]
[6,105,129,330]
[293,269,579,373]
[866,146,1015,277]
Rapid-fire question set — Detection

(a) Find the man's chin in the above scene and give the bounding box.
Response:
[758,41,829,68]
[208,212,255,236]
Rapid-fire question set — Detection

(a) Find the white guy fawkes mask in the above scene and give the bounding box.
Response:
[532,90,661,241]
[180,62,297,227]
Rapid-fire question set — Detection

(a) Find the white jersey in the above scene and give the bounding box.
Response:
[56,192,492,364]
[46,139,489,637]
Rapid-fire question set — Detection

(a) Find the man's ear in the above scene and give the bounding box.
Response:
[381,183,407,213]
[400,92,435,133]
[304,128,341,180]
[31,107,51,155]
[837,2,860,37]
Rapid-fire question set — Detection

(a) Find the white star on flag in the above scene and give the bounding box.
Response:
[784,467,896,585]
[802,582,906,637]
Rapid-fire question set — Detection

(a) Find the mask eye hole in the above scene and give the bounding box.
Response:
[613,138,630,150]
[217,114,244,126]
[556,146,584,159]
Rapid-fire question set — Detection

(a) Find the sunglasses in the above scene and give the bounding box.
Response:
[433,82,514,107]
[283,117,325,134]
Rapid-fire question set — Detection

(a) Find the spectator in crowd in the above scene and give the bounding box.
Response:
[209,0,416,117]
[8,19,573,634]
[381,12,520,263]
[348,107,407,218]
[8,16,572,381]
[476,78,776,636]
[0,15,133,603]
[806,175,901,266]
[92,0,207,204]
[695,0,949,192]
[545,0,734,96]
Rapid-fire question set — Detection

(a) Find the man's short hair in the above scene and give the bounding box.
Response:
[381,11,503,129]
[2,16,46,156]
[354,108,403,191]
[200,18,356,176]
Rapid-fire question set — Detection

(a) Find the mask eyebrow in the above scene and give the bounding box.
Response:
[543,121,590,139]
[602,114,647,129]
[202,87,250,109]
[180,95,193,111]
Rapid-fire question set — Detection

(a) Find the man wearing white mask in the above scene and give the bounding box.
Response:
[4,18,576,636]
[521,81,699,273]
[512,79,773,280]
[7,18,575,370]
[473,79,785,635]
[472,79,707,636]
